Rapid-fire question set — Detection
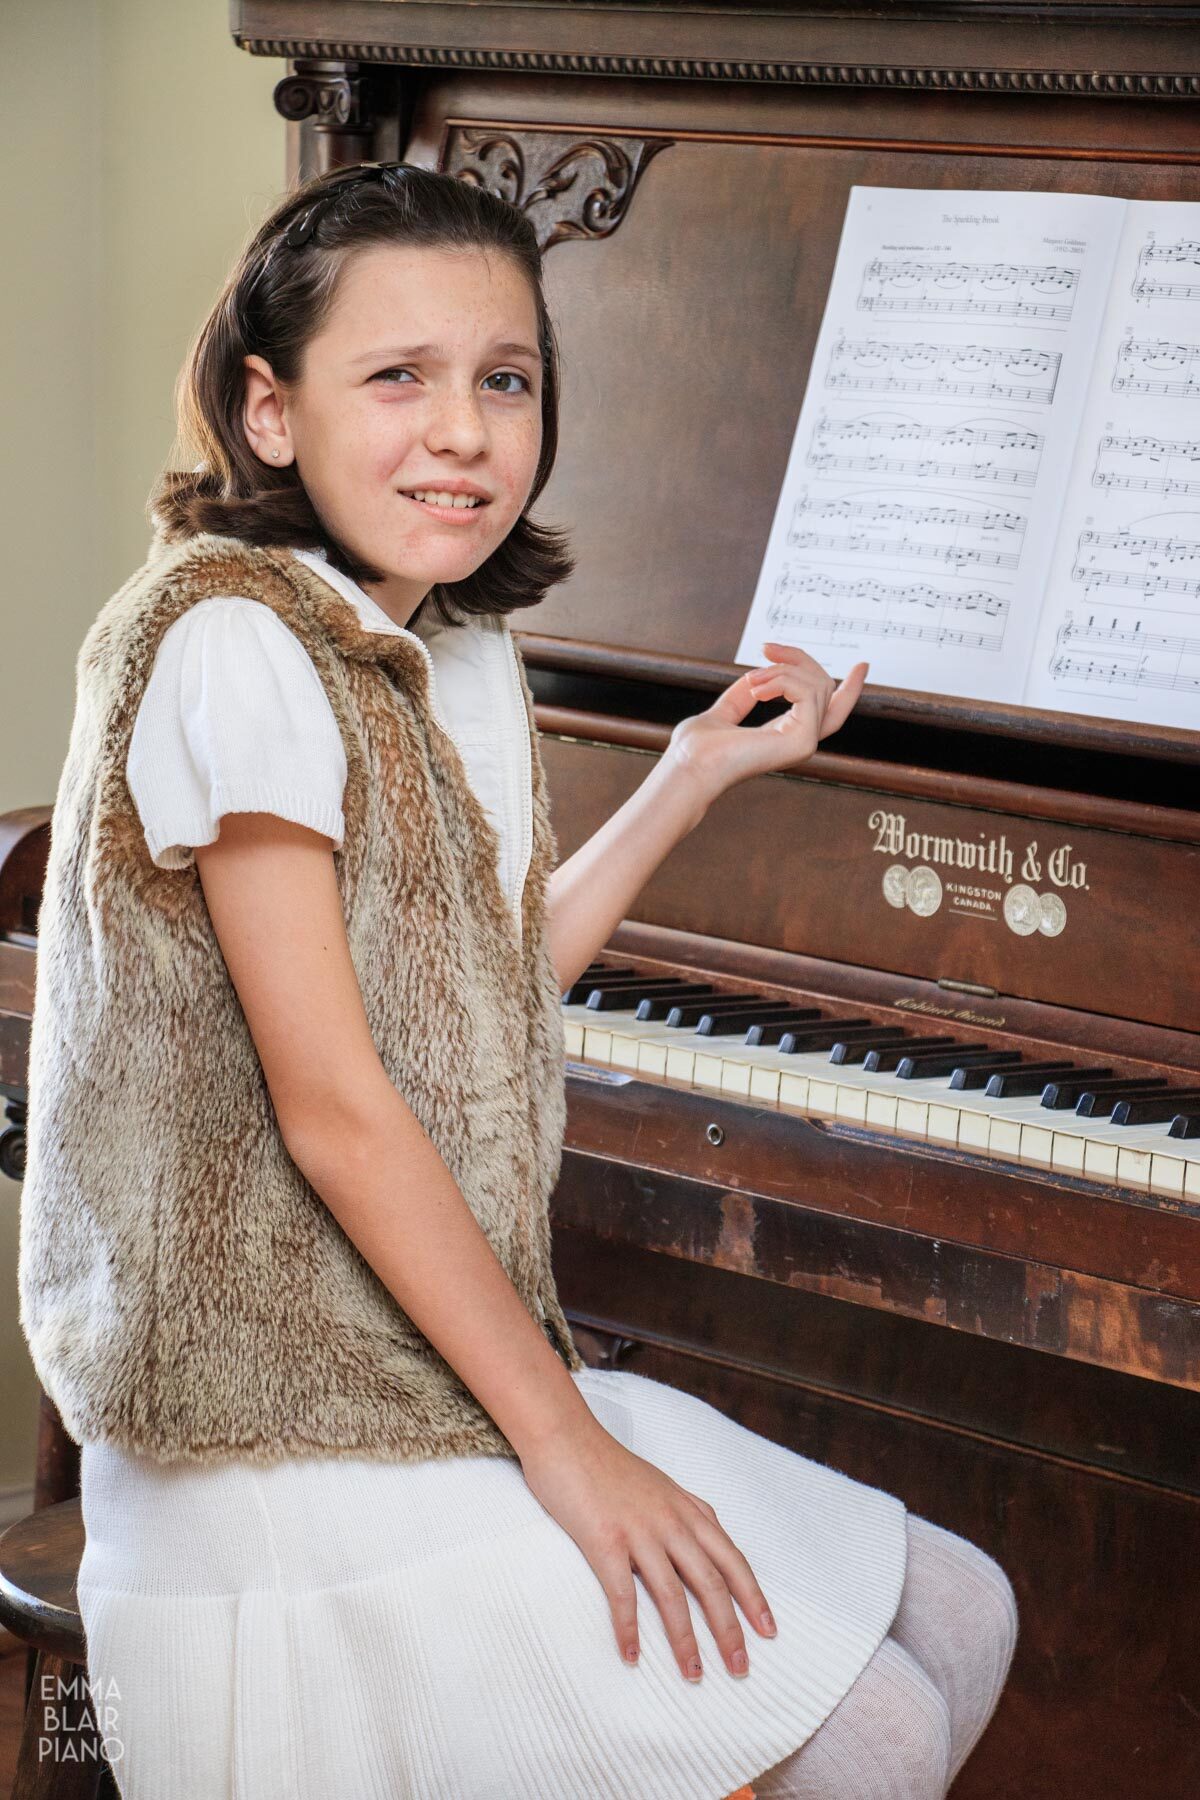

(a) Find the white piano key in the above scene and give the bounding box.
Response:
[562,997,1200,1199]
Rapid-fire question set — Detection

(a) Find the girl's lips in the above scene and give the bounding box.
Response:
[398,491,491,524]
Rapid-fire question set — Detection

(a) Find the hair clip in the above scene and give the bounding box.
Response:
[281,162,401,250]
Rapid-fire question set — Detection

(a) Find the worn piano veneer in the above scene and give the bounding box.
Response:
[6,1,1195,1791]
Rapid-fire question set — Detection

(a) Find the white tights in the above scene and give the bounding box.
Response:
[751,1514,1018,1798]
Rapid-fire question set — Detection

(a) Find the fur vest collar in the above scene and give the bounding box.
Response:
[19,530,584,1466]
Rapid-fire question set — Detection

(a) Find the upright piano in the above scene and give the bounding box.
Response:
[4,3,1199,1791]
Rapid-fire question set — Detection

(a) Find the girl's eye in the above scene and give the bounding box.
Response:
[370,367,531,394]
[483,371,532,395]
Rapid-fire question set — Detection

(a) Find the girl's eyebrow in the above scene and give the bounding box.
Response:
[351,340,540,367]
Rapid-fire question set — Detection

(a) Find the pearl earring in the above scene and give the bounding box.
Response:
[271,449,280,460]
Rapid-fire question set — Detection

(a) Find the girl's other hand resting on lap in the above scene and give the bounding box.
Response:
[518,1413,779,1683]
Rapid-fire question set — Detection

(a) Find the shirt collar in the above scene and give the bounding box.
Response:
[289,545,447,644]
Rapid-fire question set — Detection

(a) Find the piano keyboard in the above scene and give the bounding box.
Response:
[562,965,1200,1203]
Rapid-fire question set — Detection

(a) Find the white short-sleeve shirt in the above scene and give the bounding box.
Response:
[125,546,534,929]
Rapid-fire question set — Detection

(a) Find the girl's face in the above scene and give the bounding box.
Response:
[242,242,544,625]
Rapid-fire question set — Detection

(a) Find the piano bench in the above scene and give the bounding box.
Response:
[0,1496,118,1797]
[0,1498,759,1800]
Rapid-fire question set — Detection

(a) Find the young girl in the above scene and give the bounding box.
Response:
[20,162,1017,1799]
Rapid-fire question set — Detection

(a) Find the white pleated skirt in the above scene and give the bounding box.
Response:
[76,1366,908,1800]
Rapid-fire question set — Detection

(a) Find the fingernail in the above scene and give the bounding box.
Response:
[625,1643,639,1663]
[731,1650,749,1676]
[686,1656,703,1681]
[761,1610,776,1634]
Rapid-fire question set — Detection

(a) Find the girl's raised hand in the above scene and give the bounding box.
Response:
[518,1419,777,1682]
[668,641,869,802]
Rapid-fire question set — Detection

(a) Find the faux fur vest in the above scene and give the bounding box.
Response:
[19,529,584,1467]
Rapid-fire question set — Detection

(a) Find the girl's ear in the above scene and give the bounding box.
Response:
[242,355,294,469]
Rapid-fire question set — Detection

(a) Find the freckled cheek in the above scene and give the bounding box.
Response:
[493,419,542,508]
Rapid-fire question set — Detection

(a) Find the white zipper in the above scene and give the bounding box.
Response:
[502,625,534,945]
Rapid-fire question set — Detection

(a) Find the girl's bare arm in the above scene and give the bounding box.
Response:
[194,812,777,1681]
[544,751,712,994]
[544,648,868,991]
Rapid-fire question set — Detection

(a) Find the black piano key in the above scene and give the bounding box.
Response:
[1168,1112,1200,1139]
[1111,1089,1200,1127]
[636,984,719,1020]
[828,1030,913,1066]
[665,993,772,1028]
[949,1056,1039,1091]
[585,979,709,1012]
[985,1064,1111,1099]
[1040,1074,1168,1111]
[896,1048,1018,1081]
[698,1007,821,1038]
[1075,1080,1172,1119]
[755,1018,877,1050]
[863,1036,957,1072]
[562,967,637,1003]
[777,1019,873,1053]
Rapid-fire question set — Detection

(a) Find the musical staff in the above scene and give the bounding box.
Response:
[828,337,1061,406]
[806,411,1042,488]
[1112,334,1200,401]
[1058,611,1200,660]
[1049,651,1200,698]
[1091,432,1200,500]
[786,490,1026,573]
[766,575,1009,652]
[859,257,1079,324]
[1131,237,1200,307]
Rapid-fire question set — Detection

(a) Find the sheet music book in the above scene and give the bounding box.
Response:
[733,186,1200,731]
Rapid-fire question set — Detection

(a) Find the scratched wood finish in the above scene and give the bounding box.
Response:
[557,1130,1200,1382]
[561,1069,1200,1308]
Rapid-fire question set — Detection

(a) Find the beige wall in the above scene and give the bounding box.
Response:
[1,0,284,1496]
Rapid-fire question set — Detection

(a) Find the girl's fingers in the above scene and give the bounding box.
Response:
[662,1529,752,1678]
[597,1544,642,1666]
[819,661,870,737]
[689,1513,778,1640]
[631,1542,706,1681]
[748,659,870,737]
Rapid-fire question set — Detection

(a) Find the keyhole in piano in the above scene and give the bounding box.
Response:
[706,1123,725,1146]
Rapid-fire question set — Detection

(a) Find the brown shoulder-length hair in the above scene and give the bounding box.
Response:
[149,161,575,626]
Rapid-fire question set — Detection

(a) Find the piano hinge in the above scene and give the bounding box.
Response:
[936,976,1000,999]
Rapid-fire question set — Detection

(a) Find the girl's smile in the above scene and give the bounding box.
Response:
[397,487,493,523]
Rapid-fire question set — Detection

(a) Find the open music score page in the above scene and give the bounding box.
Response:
[733,186,1200,730]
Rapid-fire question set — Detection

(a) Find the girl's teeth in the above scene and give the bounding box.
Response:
[405,491,481,509]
